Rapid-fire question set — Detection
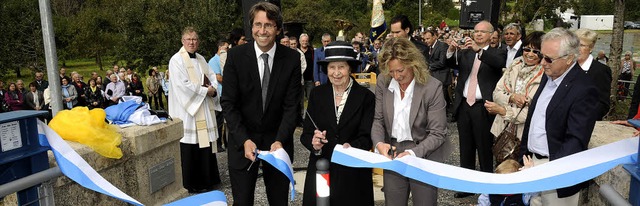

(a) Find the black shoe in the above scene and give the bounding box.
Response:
[454,192,473,198]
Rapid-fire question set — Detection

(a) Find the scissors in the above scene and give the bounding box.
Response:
[305,110,328,144]
[247,148,259,171]
[387,146,396,160]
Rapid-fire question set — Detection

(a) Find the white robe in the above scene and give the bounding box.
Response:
[168,50,220,145]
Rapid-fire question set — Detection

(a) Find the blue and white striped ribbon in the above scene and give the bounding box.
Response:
[331,137,639,194]
[37,120,144,205]
[164,190,227,206]
[257,149,296,200]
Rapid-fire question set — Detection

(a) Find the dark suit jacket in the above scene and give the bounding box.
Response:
[300,80,375,206]
[427,40,451,85]
[447,47,506,118]
[31,80,49,92]
[24,90,44,110]
[584,60,612,120]
[411,37,429,60]
[520,64,599,198]
[222,42,302,170]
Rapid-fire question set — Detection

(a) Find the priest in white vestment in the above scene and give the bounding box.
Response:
[168,27,221,193]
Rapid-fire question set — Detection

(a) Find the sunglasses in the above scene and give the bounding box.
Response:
[523,47,541,56]
[542,54,568,64]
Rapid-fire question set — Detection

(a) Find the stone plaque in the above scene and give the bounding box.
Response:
[148,158,175,193]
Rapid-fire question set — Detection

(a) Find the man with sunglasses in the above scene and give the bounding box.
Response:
[520,28,599,206]
[446,20,506,198]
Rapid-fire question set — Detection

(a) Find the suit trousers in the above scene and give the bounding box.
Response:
[457,98,494,173]
[383,139,438,206]
[229,159,290,206]
[529,155,580,206]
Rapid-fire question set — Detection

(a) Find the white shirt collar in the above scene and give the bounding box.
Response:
[388,78,416,95]
[254,41,276,60]
[508,40,522,51]
[579,55,594,71]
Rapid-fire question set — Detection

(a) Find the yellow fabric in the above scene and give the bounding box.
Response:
[49,107,123,159]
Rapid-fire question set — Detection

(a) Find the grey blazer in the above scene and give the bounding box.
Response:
[371,74,452,161]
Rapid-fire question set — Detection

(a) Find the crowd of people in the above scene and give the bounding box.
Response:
[3,2,639,205]
[0,65,170,117]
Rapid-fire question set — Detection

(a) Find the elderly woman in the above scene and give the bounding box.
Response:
[484,31,545,160]
[300,41,375,206]
[574,28,612,120]
[61,78,78,109]
[372,38,450,206]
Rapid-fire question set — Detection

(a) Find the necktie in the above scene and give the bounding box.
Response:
[260,53,270,110]
[467,54,481,106]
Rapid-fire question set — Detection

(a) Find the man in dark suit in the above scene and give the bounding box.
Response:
[389,15,429,59]
[445,20,506,198]
[574,28,612,121]
[504,23,524,68]
[520,28,599,205]
[221,2,302,205]
[424,30,452,106]
[30,71,49,92]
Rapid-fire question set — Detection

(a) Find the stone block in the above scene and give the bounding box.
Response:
[50,120,187,206]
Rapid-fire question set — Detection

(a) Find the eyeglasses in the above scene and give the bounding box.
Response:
[542,54,568,64]
[183,38,198,42]
[523,47,542,56]
[253,22,276,30]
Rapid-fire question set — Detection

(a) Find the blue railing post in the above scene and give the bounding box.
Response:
[623,137,640,206]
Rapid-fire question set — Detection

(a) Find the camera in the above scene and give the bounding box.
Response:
[458,38,467,45]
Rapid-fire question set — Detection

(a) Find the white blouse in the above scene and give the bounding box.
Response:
[388,78,415,143]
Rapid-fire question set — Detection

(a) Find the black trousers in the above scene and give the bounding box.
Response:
[229,159,290,206]
[456,99,495,173]
[180,143,221,193]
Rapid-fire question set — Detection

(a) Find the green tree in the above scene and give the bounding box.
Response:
[0,0,44,78]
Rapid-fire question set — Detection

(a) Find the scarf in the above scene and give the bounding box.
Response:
[62,84,73,109]
[179,47,217,150]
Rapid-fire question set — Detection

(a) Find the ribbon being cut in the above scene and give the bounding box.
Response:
[331,137,639,194]
[257,149,296,200]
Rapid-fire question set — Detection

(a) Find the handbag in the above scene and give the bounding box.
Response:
[492,105,525,164]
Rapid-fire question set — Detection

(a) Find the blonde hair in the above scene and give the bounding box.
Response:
[377,38,430,84]
[574,28,597,48]
[495,159,521,174]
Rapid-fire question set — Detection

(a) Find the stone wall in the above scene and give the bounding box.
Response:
[50,120,186,206]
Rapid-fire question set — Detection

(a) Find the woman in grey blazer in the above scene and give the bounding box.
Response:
[372,38,451,206]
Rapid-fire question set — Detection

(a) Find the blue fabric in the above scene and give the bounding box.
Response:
[208,54,223,94]
[313,48,328,84]
[38,121,143,205]
[331,137,639,194]
[105,101,140,124]
[61,84,72,109]
[164,190,227,206]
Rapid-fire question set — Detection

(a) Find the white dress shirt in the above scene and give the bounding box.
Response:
[254,42,276,81]
[506,40,522,68]
[462,45,490,100]
[527,63,575,156]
